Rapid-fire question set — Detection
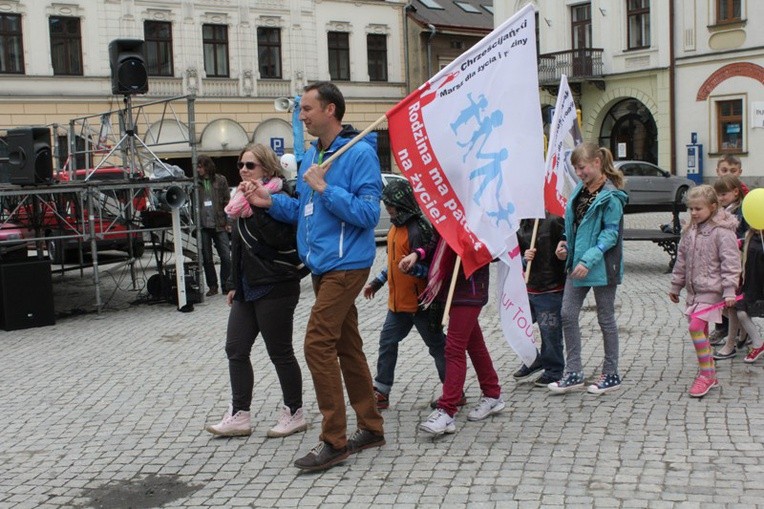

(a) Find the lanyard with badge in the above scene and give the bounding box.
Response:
[203,179,213,208]
[304,149,325,217]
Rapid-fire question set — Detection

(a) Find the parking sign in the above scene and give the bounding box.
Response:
[270,137,285,156]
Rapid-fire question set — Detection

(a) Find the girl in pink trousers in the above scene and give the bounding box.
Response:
[669,185,741,397]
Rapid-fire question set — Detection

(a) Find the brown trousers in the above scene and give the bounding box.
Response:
[306,269,384,449]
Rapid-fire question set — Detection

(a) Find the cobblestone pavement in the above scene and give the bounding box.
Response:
[1,213,763,508]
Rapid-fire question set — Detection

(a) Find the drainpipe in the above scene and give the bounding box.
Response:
[669,0,676,174]
[403,2,413,92]
[426,23,437,78]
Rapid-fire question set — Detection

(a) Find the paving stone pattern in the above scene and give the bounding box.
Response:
[1,213,763,508]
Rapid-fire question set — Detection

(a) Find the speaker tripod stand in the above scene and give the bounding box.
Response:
[88,94,193,311]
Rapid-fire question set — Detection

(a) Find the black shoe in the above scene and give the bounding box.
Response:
[430,391,467,409]
[737,333,751,349]
[513,355,543,382]
[708,329,728,346]
[347,429,385,454]
[294,442,349,472]
[713,348,737,360]
[534,373,560,387]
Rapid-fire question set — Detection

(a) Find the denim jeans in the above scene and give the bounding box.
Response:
[560,281,620,375]
[529,291,564,379]
[201,227,231,291]
[374,310,446,395]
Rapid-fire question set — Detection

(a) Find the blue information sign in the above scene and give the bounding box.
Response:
[271,137,285,156]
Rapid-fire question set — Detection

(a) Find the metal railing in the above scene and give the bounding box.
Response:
[538,48,604,84]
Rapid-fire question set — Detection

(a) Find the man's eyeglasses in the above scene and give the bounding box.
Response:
[237,161,260,170]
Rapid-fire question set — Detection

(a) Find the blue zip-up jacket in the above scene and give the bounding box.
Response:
[268,126,383,275]
[563,180,627,287]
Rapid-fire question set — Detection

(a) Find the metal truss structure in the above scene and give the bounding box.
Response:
[0,96,202,313]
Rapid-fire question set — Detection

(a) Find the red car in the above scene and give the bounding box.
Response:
[12,166,147,263]
[0,222,30,263]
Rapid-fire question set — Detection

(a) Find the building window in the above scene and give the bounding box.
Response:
[203,24,229,78]
[717,0,742,23]
[144,21,173,77]
[571,3,592,76]
[454,2,481,14]
[257,27,282,79]
[49,16,82,76]
[328,31,350,81]
[0,14,24,74]
[717,99,743,152]
[367,34,387,82]
[627,0,650,49]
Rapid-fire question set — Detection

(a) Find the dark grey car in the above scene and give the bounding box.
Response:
[615,160,695,209]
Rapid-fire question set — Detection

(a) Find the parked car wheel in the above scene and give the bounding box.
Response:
[675,186,689,206]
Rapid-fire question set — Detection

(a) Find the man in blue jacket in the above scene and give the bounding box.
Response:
[248,82,385,471]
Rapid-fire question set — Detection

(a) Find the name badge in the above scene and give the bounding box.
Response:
[304,202,314,217]
[204,200,213,207]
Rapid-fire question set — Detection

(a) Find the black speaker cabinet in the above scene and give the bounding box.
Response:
[165,263,201,304]
[108,39,148,95]
[0,259,55,331]
[5,127,53,185]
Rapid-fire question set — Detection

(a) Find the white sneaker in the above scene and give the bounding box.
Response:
[267,405,308,438]
[467,395,506,421]
[205,407,251,437]
[419,408,456,435]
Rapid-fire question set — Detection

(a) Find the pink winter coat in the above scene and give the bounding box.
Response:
[670,208,741,306]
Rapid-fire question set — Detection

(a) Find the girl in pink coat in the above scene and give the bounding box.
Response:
[669,185,741,398]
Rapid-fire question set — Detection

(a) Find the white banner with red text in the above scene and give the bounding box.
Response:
[543,75,583,217]
[387,4,545,276]
[497,237,538,366]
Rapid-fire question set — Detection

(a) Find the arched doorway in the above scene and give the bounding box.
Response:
[598,99,657,164]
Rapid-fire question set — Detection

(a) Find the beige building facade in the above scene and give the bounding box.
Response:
[498,0,763,186]
[0,0,408,176]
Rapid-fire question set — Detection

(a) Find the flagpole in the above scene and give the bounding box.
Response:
[441,256,461,327]
[523,219,540,283]
[321,114,388,168]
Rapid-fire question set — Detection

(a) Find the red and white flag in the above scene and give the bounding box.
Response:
[543,75,583,217]
[497,237,538,366]
[386,4,544,277]
[386,5,544,362]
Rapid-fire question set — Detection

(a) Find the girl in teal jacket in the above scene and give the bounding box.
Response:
[548,143,627,396]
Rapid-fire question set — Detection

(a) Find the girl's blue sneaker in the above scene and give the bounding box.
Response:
[548,372,584,393]
[587,373,622,394]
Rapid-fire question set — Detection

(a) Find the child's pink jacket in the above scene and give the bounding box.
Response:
[670,208,741,306]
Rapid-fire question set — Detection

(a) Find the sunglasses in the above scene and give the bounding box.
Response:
[237,161,260,170]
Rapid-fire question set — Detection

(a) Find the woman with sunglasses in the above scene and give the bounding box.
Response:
[205,144,309,439]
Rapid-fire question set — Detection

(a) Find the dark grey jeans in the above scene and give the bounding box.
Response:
[201,227,231,291]
[560,280,620,375]
[226,290,302,412]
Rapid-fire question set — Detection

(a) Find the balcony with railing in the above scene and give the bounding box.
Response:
[538,48,605,92]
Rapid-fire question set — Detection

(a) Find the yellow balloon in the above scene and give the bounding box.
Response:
[742,188,764,230]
